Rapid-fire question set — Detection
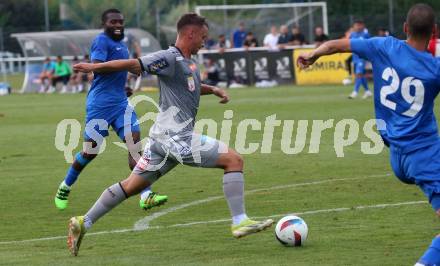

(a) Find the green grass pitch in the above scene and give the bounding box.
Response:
[0,85,438,265]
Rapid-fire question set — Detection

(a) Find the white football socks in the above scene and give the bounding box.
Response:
[140,187,152,201]
[83,215,93,230]
[223,172,248,225]
[232,213,249,225]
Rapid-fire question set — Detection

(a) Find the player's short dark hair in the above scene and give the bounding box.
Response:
[101,8,121,23]
[353,20,364,25]
[406,3,436,39]
[177,13,208,32]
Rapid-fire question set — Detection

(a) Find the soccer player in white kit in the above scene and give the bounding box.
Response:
[67,13,273,256]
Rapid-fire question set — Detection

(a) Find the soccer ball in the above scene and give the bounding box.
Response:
[342,78,352,85]
[275,215,308,246]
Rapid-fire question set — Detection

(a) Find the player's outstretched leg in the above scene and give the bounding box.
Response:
[416,236,440,266]
[55,146,96,210]
[416,209,440,266]
[67,172,151,256]
[139,188,168,210]
[123,130,168,210]
[67,216,86,256]
[216,148,273,238]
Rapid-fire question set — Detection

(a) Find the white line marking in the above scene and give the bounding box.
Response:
[0,200,425,245]
[168,200,427,228]
[0,174,398,245]
[134,174,391,230]
[133,196,223,231]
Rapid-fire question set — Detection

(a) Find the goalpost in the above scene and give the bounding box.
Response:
[195,2,328,44]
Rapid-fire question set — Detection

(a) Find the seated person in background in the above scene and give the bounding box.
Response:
[39,57,55,93]
[50,55,72,94]
[243,32,258,49]
[70,55,93,93]
[69,56,81,93]
[204,37,217,50]
[263,26,280,51]
[289,26,306,45]
[277,25,291,49]
[214,34,231,53]
[79,54,94,92]
[313,26,329,47]
[202,58,220,86]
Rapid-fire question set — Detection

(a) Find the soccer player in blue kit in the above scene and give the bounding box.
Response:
[54,9,167,211]
[348,20,373,99]
[298,3,440,265]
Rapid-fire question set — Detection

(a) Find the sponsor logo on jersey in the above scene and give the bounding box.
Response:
[147,58,169,73]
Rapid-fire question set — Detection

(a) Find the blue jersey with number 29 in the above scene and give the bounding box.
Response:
[350,36,440,153]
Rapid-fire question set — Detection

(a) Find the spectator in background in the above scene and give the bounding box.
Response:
[263,26,280,51]
[348,20,372,99]
[344,26,354,39]
[243,32,258,49]
[71,55,93,93]
[204,36,217,50]
[50,55,72,93]
[69,54,93,93]
[342,26,354,86]
[377,28,389,37]
[202,58,220,86]
[79,54,93,92]
[314,26,329,47]
[215,34,231,53]
[69,56,81,93]
[289,26,306,45]
[39,57,55,93]
[277,25,291,49]
[232,22,247,48]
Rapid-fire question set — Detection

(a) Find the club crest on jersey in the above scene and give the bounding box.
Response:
[187,76,196,92]
[189,63,197,72]
[147,58,169,74]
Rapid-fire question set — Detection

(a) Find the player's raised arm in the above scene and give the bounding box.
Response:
[74,59,142,75]
[297,39,351,69]
[201,83,229,104]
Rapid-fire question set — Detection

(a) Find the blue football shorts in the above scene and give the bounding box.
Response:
[84,103,140,142]
[354,61,366,75]
[390,140,440,211]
